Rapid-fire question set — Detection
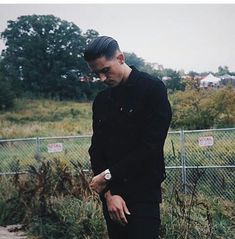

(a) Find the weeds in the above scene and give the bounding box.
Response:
[0,158,107,239]
[0,160,234,238]
[160,168,235,239]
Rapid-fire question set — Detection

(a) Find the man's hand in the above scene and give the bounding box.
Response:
[104,191,131,226]
[90,172,107,193]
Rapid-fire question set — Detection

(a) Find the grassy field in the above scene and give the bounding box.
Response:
[0,98,234,238]
[0,98,93,139]
[0,98,234,201]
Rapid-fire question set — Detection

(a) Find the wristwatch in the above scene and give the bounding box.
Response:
[104,169,112,181]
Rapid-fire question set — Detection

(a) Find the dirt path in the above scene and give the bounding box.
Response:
[0,226,27,239]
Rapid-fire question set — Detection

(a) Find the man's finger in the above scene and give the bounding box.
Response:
[113,212,121,224]
[123,202,131,215]
[110,208,122,223]
[119,209,128,225]
[117,206,128,225]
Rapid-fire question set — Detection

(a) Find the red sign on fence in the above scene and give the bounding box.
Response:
[198,136,214,147]
[47,143,63,153]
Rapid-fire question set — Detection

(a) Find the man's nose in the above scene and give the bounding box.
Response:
[98,73,107,82]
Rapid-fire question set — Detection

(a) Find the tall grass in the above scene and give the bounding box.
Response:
[0,98,92,138]
[0,159,234,239]
[160,190,235,238]
[161,168,235,238]
[0,159,108,239]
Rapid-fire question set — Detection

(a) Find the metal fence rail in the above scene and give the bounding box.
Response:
[0,128,234,200]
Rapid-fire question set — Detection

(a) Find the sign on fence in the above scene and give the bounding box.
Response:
[198,136,214,147]
[47,143,63,153]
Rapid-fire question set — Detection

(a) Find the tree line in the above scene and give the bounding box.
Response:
[0,14,234,129]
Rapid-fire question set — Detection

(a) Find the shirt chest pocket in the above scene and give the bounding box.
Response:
[95,105,139,132]
[119,105,136,121]
[114,104,142,132]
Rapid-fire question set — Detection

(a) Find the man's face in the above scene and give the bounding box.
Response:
[87,53,124,87]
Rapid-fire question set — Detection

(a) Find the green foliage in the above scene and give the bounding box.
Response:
[0,79,15,111]
[124,52,162,78]
[0,14,105,101]
[0,159,107,238]
[124,52,145,69]
[4,107,81,123]
[161,68,185,91]
[0,87,234,137]
[210,86,235,128]
[28,197,106,239]
[0,99,92,138]
[1,163,234,238]
[160,168,235,238]
[0,66,15,110]
[83,29,99,45]
[0,159,234,238]
[217,65,230,76]
[160,191,235,238]
[170,86,235,129]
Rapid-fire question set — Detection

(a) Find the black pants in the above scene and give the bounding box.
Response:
[102,201,161,239]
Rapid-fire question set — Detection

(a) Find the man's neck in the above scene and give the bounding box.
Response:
[122,64,132,82]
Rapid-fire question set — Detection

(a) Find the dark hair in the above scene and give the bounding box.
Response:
[84,36,120,62]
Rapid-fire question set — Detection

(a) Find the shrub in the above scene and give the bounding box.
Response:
[0,159,107,238]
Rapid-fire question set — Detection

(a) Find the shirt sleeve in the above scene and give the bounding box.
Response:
[88,97,107,176]
[108,80,172,182]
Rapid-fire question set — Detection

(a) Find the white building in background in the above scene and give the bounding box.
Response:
[200,73,221,88]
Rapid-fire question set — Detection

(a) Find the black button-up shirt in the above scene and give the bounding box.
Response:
[89,66,172,202]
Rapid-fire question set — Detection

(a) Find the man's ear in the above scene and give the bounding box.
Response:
[117,52,125,64]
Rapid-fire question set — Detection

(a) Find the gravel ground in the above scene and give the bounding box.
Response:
[0,225,27,239]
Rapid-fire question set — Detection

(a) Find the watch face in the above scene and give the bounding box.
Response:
[105,173,111,180]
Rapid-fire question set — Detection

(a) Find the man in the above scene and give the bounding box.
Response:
[84,36,172,239]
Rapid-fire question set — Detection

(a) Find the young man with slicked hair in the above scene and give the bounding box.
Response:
[84,36,172,239]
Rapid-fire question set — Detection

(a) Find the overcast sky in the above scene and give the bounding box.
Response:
[0,4,235,73]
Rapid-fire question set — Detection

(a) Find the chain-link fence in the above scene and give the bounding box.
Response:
[163,128,235,200]
[0,128,234,200]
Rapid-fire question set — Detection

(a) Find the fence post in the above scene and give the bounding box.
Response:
[35,137,41,161]
[180,129,187,194]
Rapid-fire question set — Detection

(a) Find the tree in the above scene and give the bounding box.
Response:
[160,69,185,91]
[188,71,199,78]
[83,29,99,44]
[1,15,90,99]
[217,65,230,76]
[170,89,214,129]
[210,86,235,127]
[170,86,235,130]
[182,76,200,91]
[0,62,15,110]
[124,52,145,69]
[124,52,162,79]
